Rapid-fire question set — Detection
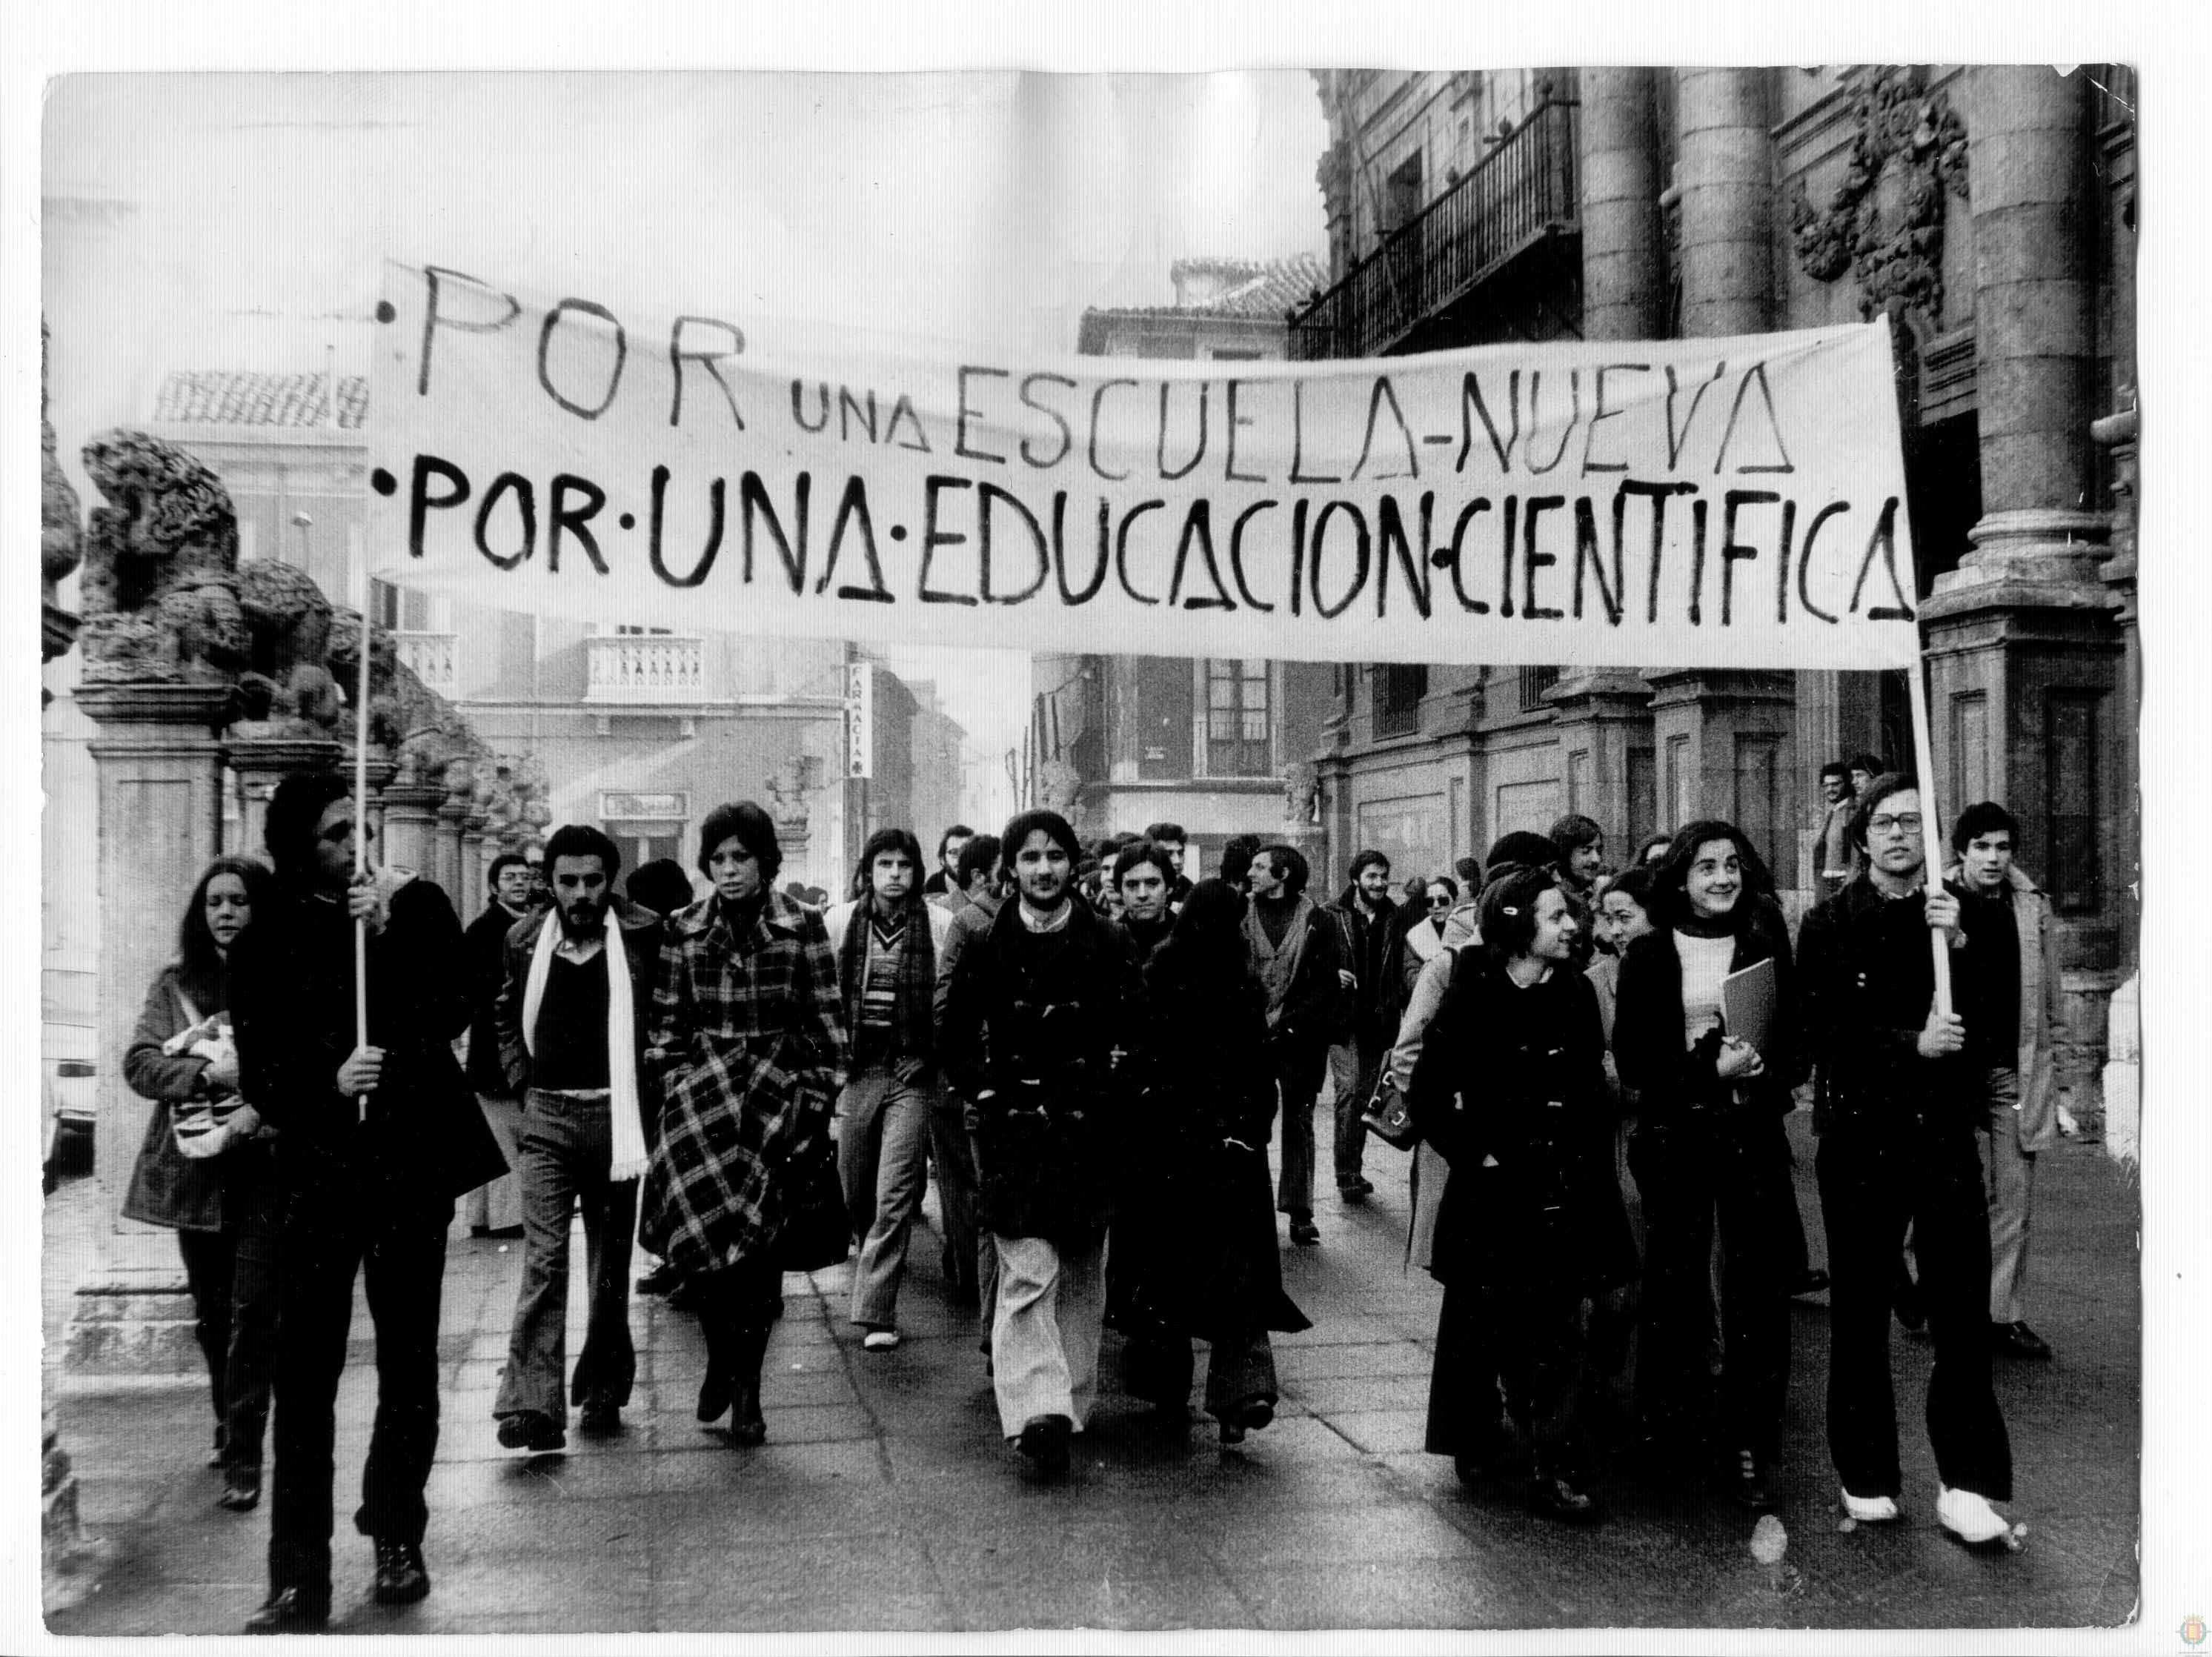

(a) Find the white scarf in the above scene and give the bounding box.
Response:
[521,909,647,1182]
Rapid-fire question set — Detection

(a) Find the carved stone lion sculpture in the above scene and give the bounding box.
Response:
[328,606,474,788]
[76,431,248,685]
[229,559,343,738]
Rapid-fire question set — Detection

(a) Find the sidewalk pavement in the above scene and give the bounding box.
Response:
[44,1104,2139,1634]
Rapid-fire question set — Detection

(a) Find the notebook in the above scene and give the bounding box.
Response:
[1721,956,1777,1056]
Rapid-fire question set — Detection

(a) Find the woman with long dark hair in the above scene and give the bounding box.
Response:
[124,854,281,1512]
[1408,866,1634,1523]
[642,801,848,1446]
[1115,879,1310,1444]
[1612,820,1807,1512]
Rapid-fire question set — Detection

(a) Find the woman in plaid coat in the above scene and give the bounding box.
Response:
[642,802,848,1446]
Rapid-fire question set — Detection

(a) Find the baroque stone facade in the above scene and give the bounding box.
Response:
[1295,65,2137,1094]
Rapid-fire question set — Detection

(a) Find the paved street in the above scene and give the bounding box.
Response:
[45,1106,2139,1635]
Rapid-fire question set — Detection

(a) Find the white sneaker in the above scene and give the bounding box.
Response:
[1841,1487,1900,1523]
[1937,1484,2010,1544]
[862,1328,901,1352]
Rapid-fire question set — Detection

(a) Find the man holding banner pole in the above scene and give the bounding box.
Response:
[1796,768,2018,1547]
[230,774,508,1632]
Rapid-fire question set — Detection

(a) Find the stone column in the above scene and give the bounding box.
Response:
[1644,669,1801,886]
[1654,72,1795,879]
[2092,405,2139,967]
[436,791,470,903]
[461,813,491,911]
[1561,72,1663,845]
[361,756,396,846]
[1924,66,2120,1089]
[1958,65,2102,586]
[68,683,230,1376]
[223,734,342,860]
[1544,671,1656,855]
[379,782,447,877]
[1674,68,1773,339]
[1579,67,1665,342]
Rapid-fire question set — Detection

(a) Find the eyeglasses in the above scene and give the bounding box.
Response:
[318,820,376,845]
[1867,814,1924,835]
[1429,894,1454,909]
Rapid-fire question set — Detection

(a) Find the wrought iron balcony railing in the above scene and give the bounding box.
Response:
[1289,98,1580,360]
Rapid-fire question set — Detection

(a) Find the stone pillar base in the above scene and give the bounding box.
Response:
[1947,508,2111,591]
[64,1274,204,1378]
[43,1406,112,1613]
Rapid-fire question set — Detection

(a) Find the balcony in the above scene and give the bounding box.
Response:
[1289,98,1580,361]
[393,631,457,694]
[585,633,707,705]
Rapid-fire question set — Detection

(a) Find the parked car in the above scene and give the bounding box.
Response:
[45,1058,96,1189]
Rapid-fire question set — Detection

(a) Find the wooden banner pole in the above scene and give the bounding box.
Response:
[1903,644,1953,1018]
[353,548,373,1121]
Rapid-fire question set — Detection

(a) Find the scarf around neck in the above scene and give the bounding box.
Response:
[521,909,646,1181]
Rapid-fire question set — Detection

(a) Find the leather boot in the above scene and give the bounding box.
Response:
[727,1323,770,1447]
[696,1313,737,1424]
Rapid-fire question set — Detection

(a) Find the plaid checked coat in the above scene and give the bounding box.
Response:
[640,889,848,1276]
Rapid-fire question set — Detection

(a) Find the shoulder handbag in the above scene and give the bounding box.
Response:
[774,1134,851,1272]
[165,988,242,1162]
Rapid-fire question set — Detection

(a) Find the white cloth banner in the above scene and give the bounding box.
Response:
[365,261,1923,670]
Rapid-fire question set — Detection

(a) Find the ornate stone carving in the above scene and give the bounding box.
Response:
[471,751,553,852]
[75,431,248,685]
[1787,66,1970,331]
[1283,759,1321,826]
[227,559,343,739]
[763,754,818,843]
[328,606,480,788]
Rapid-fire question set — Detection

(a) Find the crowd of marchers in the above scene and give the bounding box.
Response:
[110,753,2064,1632]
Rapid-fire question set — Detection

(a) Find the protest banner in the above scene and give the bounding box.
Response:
[364,261,1925,674]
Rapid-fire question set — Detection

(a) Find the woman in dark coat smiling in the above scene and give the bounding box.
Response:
[1612,819,1807,1513]
[1408,866,1633,1524]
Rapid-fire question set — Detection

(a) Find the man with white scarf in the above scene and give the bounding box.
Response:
[491,824,662,1452]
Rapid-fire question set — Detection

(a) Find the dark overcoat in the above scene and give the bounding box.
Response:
[1404,951,1635,1295]
[937,896,1135,1246]
[230,874,509,1209]
[1116,962,1309,1337]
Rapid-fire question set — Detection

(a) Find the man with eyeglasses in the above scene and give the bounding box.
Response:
[229,774,508,1630]
[1796,771,2016,1548]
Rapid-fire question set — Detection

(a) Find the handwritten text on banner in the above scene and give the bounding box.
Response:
[365,262,1922,671]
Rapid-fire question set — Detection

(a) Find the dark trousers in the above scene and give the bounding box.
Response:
[1426,1278,1593,1478]
[929,1095,983,1305]
[1327,1031,1386,1185]
[1817,1123,2012,1502]
[1119,1314,1279,1421]
[175,1182,281,1478]
[1628,1114,1794,1461]
[1270,1037,1326,1219]
[494,1089,638,1421]
[266,1181,452,1599]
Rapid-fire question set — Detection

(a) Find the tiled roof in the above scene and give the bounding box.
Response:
[1166,254,1330,319]
[153,371,369,430]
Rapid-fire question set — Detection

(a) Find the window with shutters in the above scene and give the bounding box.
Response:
[1205,660,1272,776]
